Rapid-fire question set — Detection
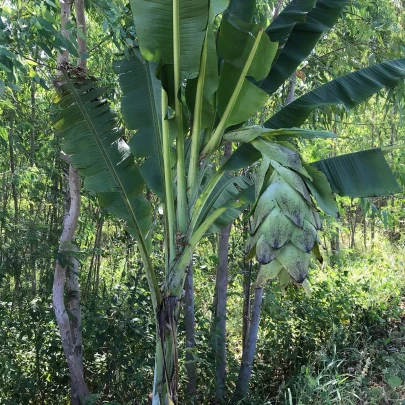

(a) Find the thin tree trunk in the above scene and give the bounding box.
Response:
[30,66,37,295]
[53,165,89,404]
[184,262,197,402]
[8,119,18,224]
[86,216,103,299]
[363,217,367,249]
[8,118,21,310]
[285,71,296,105]
[272,0,283,19]
[330,226,340,253]
[74,0,87,69]
[242,259,252,350]
[214,222,231,402]
[234,287,264,401]
[214,142,232,403]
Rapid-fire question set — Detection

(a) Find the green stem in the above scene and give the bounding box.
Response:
[162,90,176,265]
[188,32,208,203]
[186,169,224,241]
[170,200,244,296]
[202,29,264,156]
[173,0,187,234]
[381,144,405,152]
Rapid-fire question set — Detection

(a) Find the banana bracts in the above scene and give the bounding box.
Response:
[246,139,336,290]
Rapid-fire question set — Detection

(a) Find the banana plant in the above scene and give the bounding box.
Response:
[52,0,404,402]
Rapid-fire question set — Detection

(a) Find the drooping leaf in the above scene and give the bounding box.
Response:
[130,0,209,80]
[266,0,317,50]
[261,0,349,95]
[266,58,405,129]
[52,70,152,253]
[225,0,254,22]
[217,19,274,81]
[311,149,402,198]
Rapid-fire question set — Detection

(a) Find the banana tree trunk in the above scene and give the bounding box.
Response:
[234,287,263,401]
[153,296,180,404]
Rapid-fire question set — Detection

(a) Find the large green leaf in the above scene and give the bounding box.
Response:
[266,58,405,129]
[113,53,161,157]
[217,63,270,127]
[216,18,277,127]
[52,71,152,252]
[311,149,402,197]
[113,53,164,197]
[185,1,227,130]
[266,0,316,51]
[130,0,208,80]
[261,0,349,95]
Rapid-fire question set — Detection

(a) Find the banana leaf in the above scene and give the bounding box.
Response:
[311,149,402,197]
[261,0,349,95]
[130,0,208,80]
[266,58,405,129]
[52,70,152,252]
[266,0,317,51]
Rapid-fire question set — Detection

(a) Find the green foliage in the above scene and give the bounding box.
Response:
[251,241,405,404]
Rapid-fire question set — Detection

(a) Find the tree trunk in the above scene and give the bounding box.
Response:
[214,222,231,402]
[272,0,283,19]
[53,165,90,404]
[234,287,264,401]
[8,119,18,224]
[330,226,340,253]
[363,217,367,249]
[30,67,37,295]
[184,262,197,402]
[242,259,252,350]
[213,142,232,403]
[285,71,296,105]
[153,296,180,404]
[74,0,87,69]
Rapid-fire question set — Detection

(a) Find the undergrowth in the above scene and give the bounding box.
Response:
[244,237,405,404]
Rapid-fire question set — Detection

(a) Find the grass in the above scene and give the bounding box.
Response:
[226,234,405,404]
